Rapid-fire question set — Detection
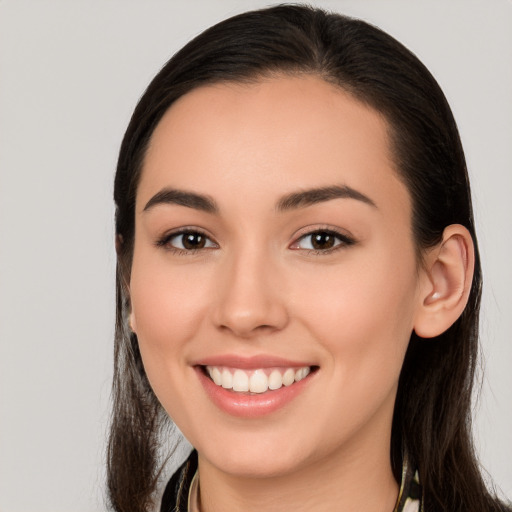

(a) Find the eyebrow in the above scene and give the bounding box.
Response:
[276,185,377,211]
[143,184,376,214]
[143,188,218,213]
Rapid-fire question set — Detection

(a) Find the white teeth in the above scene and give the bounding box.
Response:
[282,368,295,386]
[249,369,268,393]
[295,367,310,382]
[268,370,283,390]
[232,369,249,392]
[206,365,312,393]
[221,368,233,389]
[211,367,222,386]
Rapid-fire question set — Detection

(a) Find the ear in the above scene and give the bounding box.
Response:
[129,308,137,333]
[414,224,475,338]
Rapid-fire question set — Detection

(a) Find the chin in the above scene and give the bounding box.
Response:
[207,448,306,479]
[194,427,320,479]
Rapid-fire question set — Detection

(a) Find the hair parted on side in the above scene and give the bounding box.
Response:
[109,5,508,512]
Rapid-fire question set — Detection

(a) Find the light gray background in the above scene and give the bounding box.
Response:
[0,1,510,510]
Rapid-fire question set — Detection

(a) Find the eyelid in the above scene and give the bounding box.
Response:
[156,226,219,253]
[289,226,356,252]
[154,225,355,254]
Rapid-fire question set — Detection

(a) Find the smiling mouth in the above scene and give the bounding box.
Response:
[202,365,316,394]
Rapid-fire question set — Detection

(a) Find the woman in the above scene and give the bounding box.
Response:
[108,5,510,512]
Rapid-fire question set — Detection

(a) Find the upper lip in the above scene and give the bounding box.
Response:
[192,354,315,369]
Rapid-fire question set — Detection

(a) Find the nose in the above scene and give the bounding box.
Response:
[212,247,289,338]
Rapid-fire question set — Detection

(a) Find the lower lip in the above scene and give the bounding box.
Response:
[195,367,315,418]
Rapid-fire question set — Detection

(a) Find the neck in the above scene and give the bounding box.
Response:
[196,437,398,512]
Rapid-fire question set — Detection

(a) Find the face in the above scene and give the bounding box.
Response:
[129,76,425,478]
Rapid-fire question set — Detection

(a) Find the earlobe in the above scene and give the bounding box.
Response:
[414,225,474,338]
[129,310,137,333]
[115,234,136,332]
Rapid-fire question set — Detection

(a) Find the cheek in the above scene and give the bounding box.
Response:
[287,249,419,442]
[129,251,213,360]
[128,253,215,422]
[295,245,419,376]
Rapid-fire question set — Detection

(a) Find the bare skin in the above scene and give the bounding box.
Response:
[129,75,474,512]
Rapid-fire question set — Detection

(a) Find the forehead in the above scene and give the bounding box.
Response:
[138,75,410,217]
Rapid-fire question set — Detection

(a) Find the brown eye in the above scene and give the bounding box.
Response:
[311,232,336,250]
[161,230,217,252]
[182,232,207,250]
[292,229,355,252]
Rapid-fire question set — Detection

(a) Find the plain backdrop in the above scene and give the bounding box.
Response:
[0,1,510,510]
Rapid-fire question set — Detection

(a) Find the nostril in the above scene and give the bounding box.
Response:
[217,322,283,339]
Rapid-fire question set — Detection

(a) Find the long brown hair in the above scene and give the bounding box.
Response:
[109,5,508,511]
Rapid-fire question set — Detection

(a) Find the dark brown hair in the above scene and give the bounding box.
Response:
[109,5,508,511]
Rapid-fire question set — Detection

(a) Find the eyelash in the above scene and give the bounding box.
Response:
[291,228,356,254]
[156,228,355,255]
[156,228,218,255]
